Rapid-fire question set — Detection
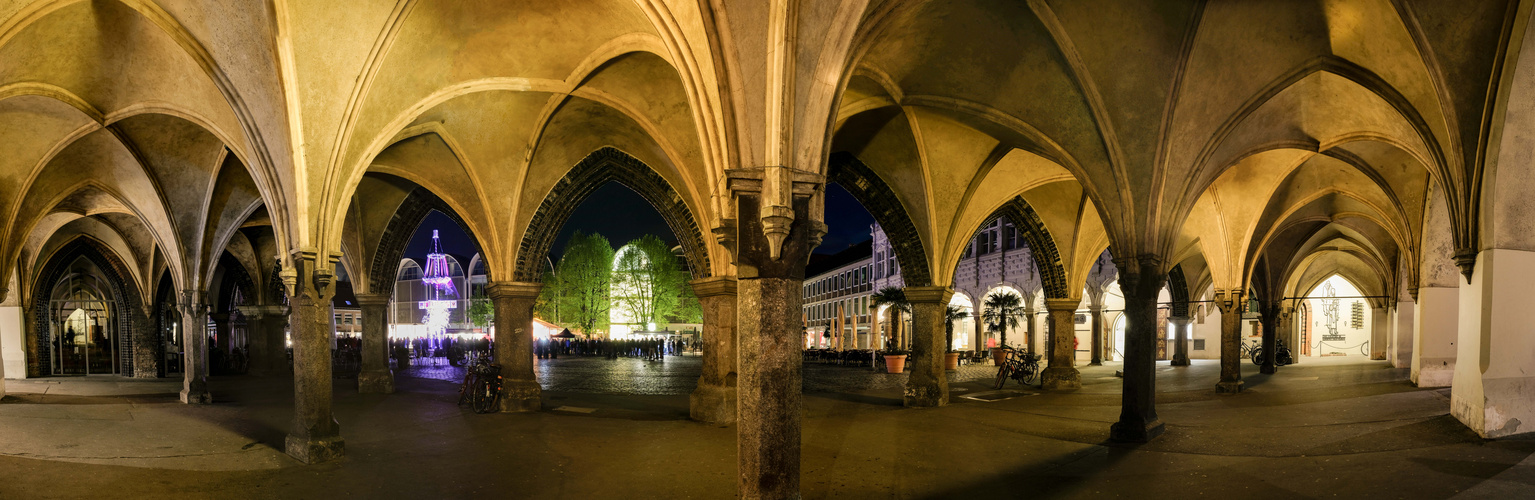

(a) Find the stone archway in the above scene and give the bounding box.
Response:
[367,187,484,296]
[29,237,149,378]
[827,152,932,286]
[515,147,711,282]
[975,196,1070,299]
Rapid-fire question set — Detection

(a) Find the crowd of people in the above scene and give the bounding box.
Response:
[535,337,697,361]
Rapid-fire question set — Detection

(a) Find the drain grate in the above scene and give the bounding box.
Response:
[961,390,1036,402]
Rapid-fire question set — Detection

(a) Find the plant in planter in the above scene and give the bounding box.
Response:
[883,347,910,374]
[944,305,970,370]
[982,290,1024,365]
[869,287,911,350]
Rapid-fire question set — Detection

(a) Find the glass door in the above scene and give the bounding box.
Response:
[52,302,116,376]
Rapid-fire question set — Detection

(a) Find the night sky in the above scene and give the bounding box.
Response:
[399,180,876,274]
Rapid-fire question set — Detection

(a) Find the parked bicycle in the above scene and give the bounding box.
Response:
[458,354,502,414]
[994,345,1041,389]
[1249,338,1294,366]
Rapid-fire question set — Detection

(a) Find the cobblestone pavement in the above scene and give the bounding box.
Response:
[398,354,999,395]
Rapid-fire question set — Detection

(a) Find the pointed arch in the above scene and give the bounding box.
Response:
[515,147,711,282]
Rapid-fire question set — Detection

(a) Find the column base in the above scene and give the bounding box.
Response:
[1260,364,1277,374]
[285,434,345,464]
[498,379,542,413]
[1040,366,1081,390]
[1089,360,1103,366]
[179,389,211,404]
[1109,418,1165,443]
[690,382,737,423]
[1170,355,1190,366]
[903,383,948,408]
[1414,361,1455,388]
[1452,377,1535,438]
[357,369,395,394]
[1215,380,1244,393]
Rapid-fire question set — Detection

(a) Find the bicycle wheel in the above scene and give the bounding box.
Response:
[458,372,479,407]
[1250,349,1263,366]
[994,364,1012,389]
[1021,365,1038,385]
[472,375,495,413]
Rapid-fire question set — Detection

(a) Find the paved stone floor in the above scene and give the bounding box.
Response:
[1,358,1532,498]
[398,354,999,394]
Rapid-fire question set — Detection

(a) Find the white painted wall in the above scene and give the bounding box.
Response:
[1412,286,1458,387]
[1,306,23,379]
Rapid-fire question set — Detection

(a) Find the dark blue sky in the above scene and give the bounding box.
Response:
[400,180,876,274]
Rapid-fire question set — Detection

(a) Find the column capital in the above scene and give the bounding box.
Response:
[1214,288,1245,313]
[354,293,390,307]
[690,276,738,298]
[1044,297,1081,312]
[237,305,289,319]
[178,289,208,316]
[486,281,542,301]
[903,286,952,304]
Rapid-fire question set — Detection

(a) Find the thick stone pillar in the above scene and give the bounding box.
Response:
[1026,306,1039,354]
[239,306,269,376]
[179,290,211,404]
[904,286,952,407]
[690,276,738,423]
[1215,289,1244,393]
[1110,257,1165,442]
[356,294,393,394]
[1452,249,1535,438]
[1391,300,1414,369]
[284,254,344,464]
[487,282,542,412]
[1412,286,1458,387]
[1259,301,1279,374]
[1169,316,1191,366]
[869,305,882,350]
[1089,306,1105,365]
[211,313,231,357]
[1371,306,1389,360]
[729,167,817,500]
[972,308,983,354]
[1040,298,1082,390]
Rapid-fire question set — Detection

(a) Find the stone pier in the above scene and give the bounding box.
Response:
[356,294,394,394]
[904,286,953,407]
[284,254,344,464]
[488,282,542,413]
[689,276,738,423]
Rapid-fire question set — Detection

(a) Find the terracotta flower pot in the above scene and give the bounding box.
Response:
[885,354,907,373]
[991,348,1009,366]
[944,352,961,371]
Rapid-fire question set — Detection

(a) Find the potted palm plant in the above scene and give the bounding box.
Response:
[944,305,970,370]
[869,287,910,350]
[982,290,1024,365]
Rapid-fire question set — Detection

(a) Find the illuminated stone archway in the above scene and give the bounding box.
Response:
[516,147,711,283]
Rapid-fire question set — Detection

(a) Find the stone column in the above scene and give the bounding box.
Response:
[1110,256,1166,442]
[904,286,952,407]
[1257,299,1280,374]
[239,306,269,376]
[1169,316,1191,366]
[1391,300,1414,369]
[487,282,542,412]
[972,308,983,354]
[729,168,817,500]
[1089,306,1105,365]
[1215,289,1244,393]
[284,254,344,464]
[1411,287,1458,387]
[1024,306,1038,354]
[1450,248,1535,438]
[1381,305,1393,358]
[356,294,393,394]
[211,313,231,358]
[179,290,211,404]
[690,276,737,423]
[1040,298,1082,390]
